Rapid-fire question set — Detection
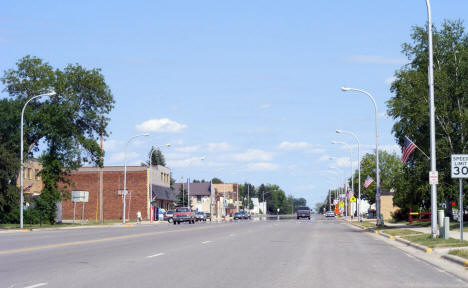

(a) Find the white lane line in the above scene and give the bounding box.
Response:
[146,253,165,258]
[24,283,48,288]
[201,240,212,244]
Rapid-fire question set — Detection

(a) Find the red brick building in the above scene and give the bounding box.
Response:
[61,166,174,221]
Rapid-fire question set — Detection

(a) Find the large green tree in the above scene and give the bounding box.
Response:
[387,20,468,213]
[1,56,115,223]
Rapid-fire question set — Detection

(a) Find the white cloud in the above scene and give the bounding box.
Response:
[207,142,233,152]
[136,118,187,133]
[317,155,330,162]
[385,76,396,85]
[246,162,279,171]
[342,55,407,65]
[175,145,201,153]
[295,184,316,191]
[380,144,401,155]
[167,157,206,168]
[278,141,325,154]
[259,104,271,110]
[102,139,118,152]
[108,151,139,164]
[231,149,274,162]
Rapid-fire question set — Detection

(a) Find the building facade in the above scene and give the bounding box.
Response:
[61,165,175,221]
[16,159,44,197]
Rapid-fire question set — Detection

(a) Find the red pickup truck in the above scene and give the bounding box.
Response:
[172,207,196,225]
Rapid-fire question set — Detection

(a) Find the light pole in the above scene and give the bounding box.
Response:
[329,165,345,215]
[187,157,205,210]
[425,0,438,238]
[336,129,361,221]
[331,141,353,217]
[123,133,149,224]
[148,144,170,222]
[20,91,56,229]
[341,87,382,225]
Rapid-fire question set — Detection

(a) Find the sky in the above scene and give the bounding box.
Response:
[1,1,467,208]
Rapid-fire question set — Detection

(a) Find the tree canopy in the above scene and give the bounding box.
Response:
[0,56,115,223]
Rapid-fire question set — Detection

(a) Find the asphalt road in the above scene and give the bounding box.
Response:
[1,217,468,288]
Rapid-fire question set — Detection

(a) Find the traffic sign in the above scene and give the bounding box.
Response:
[340,201,344,208]
[350,196,356,203]
[451,154,468,178]
[429,171,438,185]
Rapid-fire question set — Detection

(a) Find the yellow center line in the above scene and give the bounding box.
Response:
[0,224,227,255]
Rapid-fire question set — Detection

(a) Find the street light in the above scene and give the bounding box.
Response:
[425,0,438,239]
[148,144,170,222]
[20,91,56,229]
[123,133,149,224]
[331,141,353,217]
[341,86,382,225]
[336,129,362,221]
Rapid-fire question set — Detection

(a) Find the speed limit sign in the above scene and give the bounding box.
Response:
[451,154,468,178]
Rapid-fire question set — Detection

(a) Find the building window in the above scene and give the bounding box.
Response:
[197,195,202,203]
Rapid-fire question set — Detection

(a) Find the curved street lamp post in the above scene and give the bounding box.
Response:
[341,87,382,225]
[20,91,56,229]
[336,129,362,221]
[123,133,149,224]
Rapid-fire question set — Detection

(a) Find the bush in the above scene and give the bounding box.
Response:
[391,208,408,222]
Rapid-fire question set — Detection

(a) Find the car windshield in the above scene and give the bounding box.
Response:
[176,208,189,212]
[297,207,310,211]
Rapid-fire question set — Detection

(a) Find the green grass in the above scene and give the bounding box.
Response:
[402,234,468,248]
[381,228,423,236]
[448,249,468,259]
[355,221,377,228]
[449,222,468,232]
[0,219,125,230]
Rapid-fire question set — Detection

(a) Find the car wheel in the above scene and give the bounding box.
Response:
[308,217,311,220]
[173,221,177,225]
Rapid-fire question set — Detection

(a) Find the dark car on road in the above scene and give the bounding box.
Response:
[296,206,311,220]
[233,212,243,220]
[195,212,207,222]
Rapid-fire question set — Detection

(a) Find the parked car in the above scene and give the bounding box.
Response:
[165,210,174,223]
[205,212,211,221]
[195,212,207,222]
[296,206,311,220]
[233,212,243,220]
[325,211,335,218]
[173,207,196,225]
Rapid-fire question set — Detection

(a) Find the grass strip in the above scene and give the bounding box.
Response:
[448,249,468,259]
[402,234,468,248]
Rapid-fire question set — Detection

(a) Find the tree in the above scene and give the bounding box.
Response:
[387,20,468,214]
[1,56,115,223]
[144,147,166,167]
[356,151,406,205]
[211,177,223,184]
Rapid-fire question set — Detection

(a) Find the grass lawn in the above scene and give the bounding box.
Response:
[449,222,468,232]
[356,221,377,228]
[381,228,423,236]
[449,249,468,259]
[402,234,468,248]
[0,219,124,230]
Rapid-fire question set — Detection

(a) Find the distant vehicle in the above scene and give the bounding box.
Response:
[325,211,335,218]
[240,210,251,219]
[165,210,175,223]
[233,212,243,220]
[195,212,207,222]
[173,207,196,225]
[205,212,212,221]
[296,206,311,220]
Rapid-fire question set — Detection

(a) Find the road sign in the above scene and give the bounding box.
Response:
[451,154,468,178]
[350,196,356,203]
[340,201,344,208]
[72,191,89,203]
[117,190,128,195]
[429,171,438,185]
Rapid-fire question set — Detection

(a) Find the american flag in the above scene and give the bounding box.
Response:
[24,184,33,191]
[364,176,374,188]
[179,177,184,183]
[401,136,417,163]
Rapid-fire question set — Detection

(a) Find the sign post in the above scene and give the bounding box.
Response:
[72,191,89,225]
[451,154,468,242]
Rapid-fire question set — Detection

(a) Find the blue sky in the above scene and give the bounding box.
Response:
[1,1,467,207]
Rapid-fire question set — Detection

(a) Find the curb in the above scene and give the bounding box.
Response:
[395,236,432,253]
[441,254,468,267]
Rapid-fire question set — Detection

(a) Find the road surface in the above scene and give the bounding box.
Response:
[1,216,467,288]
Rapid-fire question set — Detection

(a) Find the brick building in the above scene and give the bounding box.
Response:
[61,165,175,221]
